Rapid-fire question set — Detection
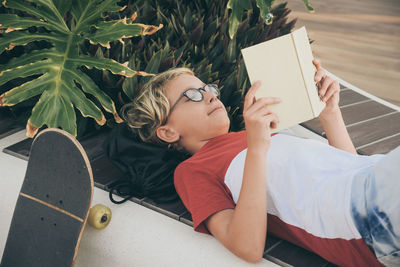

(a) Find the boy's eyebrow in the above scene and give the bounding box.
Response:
[183,83,206,91]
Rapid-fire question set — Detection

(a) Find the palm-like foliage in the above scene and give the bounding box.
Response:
[0,0,162,137]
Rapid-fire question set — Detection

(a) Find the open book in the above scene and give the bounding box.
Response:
[241,26,325,133]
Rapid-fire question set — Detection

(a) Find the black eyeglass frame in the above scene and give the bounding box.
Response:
[169,84,220,113]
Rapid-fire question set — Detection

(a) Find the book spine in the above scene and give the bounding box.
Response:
[291,27,325,117]
[290,34,316,116]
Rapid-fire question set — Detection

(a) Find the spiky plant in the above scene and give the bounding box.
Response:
[0,0,162,137]
[114,0,297,131]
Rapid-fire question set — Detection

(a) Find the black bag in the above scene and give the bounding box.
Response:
[104,123,189,204]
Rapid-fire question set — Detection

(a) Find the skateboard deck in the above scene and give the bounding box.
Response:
[1,128,94,267]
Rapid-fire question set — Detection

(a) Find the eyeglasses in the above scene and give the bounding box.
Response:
[169,84,220,113]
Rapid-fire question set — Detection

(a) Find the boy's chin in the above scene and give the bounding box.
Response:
[216,119,230,134]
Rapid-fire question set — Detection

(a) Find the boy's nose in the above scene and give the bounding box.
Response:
[204,91,217,103]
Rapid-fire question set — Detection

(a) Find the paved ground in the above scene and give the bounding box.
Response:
[287,0,400,106]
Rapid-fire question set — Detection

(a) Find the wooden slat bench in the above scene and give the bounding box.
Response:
[2,77,399,266]
[0,109,23,140]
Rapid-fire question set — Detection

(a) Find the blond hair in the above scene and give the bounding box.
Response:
[121,68,194,145]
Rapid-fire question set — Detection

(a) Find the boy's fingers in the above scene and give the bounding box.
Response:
[313,58,321,70]
[256,97,282,105]
[314,69,326,82]
[318,76,333,99]
[247,97,282,113]
[322,83,339,102]
[244,80,261,111]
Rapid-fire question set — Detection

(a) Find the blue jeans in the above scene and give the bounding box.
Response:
[351,146,400,266]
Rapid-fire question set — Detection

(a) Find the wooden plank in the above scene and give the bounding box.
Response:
[348,112,400,148]
[2,129,110,161]
[264,234,283,253]
[179,211,193,227]
[2,138,32,161]
[0,110,23,140]
[340,100,396,126]
[339,90,369,107]
[91,155,124,190]
[265,240,329,267]
[141,197,188,221]
[301,89,377,136]
[301,98,397,139]
[301,118,324,136]
[79,130,110,161]
[357,134,400,155]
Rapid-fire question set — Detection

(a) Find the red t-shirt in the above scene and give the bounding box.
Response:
[174,131,247,234]
[173,131,382,267]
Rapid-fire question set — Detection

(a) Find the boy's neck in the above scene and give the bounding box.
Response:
[185,131,230,155]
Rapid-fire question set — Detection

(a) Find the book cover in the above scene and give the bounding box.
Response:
[241,26,325,133]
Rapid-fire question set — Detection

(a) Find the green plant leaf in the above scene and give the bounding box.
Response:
[0,60,51,85]
[0,31,64,53]
[67,70,118,117]
[0,49,61,71]
[86,19,163,48]
[0,14,53,31]
[29,88,77,136]
[52,0,72,17]
[1,73,50,105]
[70,0,123,32]
[0,0,161,137]
[227,0,252,39]
[3,0,69,33]
[256,0,274,24]
[71,56,137,77]
[303,0,314,12]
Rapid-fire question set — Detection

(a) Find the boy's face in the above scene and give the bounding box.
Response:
[159,74,230,152]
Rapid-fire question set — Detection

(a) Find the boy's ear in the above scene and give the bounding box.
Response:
[156,125,180,143]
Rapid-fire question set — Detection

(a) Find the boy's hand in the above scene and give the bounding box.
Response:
[243,81,281,152]
[313,59,341,117]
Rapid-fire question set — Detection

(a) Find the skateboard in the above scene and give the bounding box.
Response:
[1,128,94,267]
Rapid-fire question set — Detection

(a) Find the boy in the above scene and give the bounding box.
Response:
[122,59,399,266]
